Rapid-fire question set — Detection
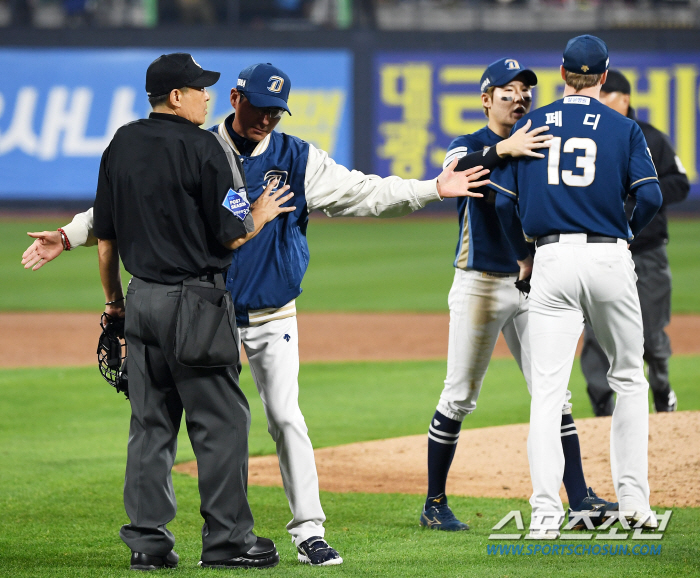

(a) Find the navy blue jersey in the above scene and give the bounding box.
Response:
[210,114,310,326]
[445,126,520,273]
[489,96,658,240]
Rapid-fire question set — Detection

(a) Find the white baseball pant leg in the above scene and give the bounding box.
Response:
[502,304,573,414]
[239,317,326,546]
[527,236,650,531]
[581,244,651,515]
[437,269,572,422]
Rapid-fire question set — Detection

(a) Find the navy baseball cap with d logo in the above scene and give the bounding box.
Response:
[480,58,538,93]
[236,63,292,115]
[562,35,609,75]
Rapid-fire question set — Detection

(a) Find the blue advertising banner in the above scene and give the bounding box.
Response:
[0,49,352,199]
[374,52,699,198]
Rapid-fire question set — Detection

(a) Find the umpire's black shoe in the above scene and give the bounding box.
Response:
[199,537,279,569]
[653,388,677,412]
[130,550,179,571]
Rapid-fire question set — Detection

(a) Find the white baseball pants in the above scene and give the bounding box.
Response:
[527,235,651,530]
[437,268,572,422]
[239,317,326,546]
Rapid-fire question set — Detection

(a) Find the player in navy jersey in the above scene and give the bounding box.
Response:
[492,36,663,536]
[421,58,615,532]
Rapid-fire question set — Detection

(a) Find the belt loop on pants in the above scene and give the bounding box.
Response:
[535,233,619,248]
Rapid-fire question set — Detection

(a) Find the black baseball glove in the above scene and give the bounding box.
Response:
[515,275,532,296]
[97,312,129,399]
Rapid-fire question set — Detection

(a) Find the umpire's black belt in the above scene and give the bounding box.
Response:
[535,233,619,248]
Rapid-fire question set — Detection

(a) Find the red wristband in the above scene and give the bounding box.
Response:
[58,228,71,251]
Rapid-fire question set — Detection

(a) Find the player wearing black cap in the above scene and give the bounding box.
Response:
[93,53,294,570]
[581,69,690,416]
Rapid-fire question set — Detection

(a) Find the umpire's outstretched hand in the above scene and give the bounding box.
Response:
[436,160,490,199]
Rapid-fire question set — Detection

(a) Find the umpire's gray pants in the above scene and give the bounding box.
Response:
[581,244,672,416]
[120,275,256,562]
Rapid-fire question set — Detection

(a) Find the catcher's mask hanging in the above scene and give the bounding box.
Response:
[97,312,129,398]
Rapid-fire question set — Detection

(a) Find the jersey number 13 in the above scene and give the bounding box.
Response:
[547,137,597,187]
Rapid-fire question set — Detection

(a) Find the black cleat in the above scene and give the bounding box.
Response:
[199,536,279,569]
[130,550,179,571]
[297,536,343,566]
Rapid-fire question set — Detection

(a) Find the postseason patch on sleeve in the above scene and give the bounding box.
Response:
[222,187,251,221]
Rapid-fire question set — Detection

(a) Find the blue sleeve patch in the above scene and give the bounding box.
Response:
[222,187,250,221]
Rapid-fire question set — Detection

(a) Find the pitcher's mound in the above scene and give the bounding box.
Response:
[175,411,699,507]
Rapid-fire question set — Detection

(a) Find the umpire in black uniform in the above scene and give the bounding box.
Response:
[93,53,294,570]
[581,69,690,416]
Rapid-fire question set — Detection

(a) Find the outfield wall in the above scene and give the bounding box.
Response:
[0,49,352,199]
[0,29,699,204]
[373,52,699,193]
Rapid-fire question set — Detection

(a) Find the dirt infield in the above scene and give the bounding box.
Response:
[175,411,700,507]
[2,311,700,367]
[2,311,697,505]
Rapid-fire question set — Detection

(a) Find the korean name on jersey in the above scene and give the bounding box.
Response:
[489,96,658,240]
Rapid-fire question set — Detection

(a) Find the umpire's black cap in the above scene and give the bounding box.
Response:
[601,70,631,95]
[146,53,220,98]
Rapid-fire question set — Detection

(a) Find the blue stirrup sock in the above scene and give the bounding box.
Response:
[426,410,462,505]
[561,413,588,511]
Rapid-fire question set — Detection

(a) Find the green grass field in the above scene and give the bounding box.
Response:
[3,217,699,313]
[1,361,699,577]
[2,216,699,575]
[2,356,700,462]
